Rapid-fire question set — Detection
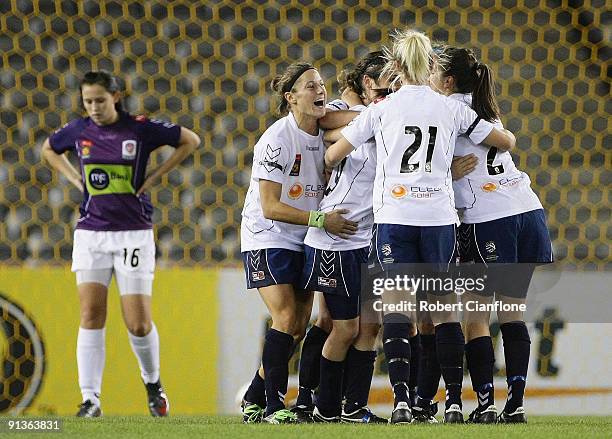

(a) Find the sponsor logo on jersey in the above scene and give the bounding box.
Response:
[381,244,392,256]
[88,168,109,190]
[306,145,320,151]
[499,175,524,188]
[252,271,265,281]
[408,186,442,199]
[318,276,337,288]
[391,184,408,199]
[122,139,137,160]
[290,154,301,176]
[288,183,304,199]
[80,140,92,158]
[481,182,498,192]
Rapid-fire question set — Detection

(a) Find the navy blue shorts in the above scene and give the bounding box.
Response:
[458,209,553,265]
[242,248,305,290]
[301,245,368,320]
[373,223,457,267]
[457,209,553,298]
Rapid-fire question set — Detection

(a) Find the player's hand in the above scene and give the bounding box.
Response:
[136,177,153,196]
[323,209,358,239]
[451,154,478,180]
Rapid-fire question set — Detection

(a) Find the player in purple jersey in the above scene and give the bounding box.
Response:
[41,71,200,417]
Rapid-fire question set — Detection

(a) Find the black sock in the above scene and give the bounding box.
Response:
[465,336,495,410]
[416,334,441,407]
[435,322,465,409]
[316,355,344,417]
[262,328,294,416]
[244,369,266,408]
[408,333,421,405]
[343,346,376,413]
[500,322,530,413]
[382,313,412,407]
[296,325,328,408]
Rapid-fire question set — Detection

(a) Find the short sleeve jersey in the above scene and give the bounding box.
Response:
[49,112,181,231]
[305,99,376,251]
[450,94,542,223]
[240,112,326,252]
[341,85,494,226]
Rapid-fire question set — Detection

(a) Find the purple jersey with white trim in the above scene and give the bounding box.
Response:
[49,112,181,231]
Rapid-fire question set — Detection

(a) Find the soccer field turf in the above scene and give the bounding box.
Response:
[9,415,611,438]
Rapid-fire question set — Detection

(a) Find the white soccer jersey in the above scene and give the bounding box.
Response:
[450,94,543,223]
[305,100,376,251]
[241,112,326,252]
[341,85,494,226]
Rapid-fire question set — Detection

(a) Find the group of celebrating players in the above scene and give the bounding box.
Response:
[41,24,551,423]
[239,28,552,425]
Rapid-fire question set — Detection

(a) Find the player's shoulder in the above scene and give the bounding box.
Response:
[128,113,177,129]
[326,99,349,112]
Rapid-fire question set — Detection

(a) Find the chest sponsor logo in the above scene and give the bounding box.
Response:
[287,183,325,200]
[288,183,304,199]
[499,175,523,188]
[391,185,441,199]
[306,145,320,151]
[481,182,498,192]
[88,168,109,190]
[122,140,137,160]
[290,154,301,176]
[391,185,408,199]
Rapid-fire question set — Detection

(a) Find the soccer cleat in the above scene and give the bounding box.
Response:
[145,380,169,417]
[263,408,299,424]
[389,401,412,424]
[241,400,265,424]
[498,406,527,423]
[341,406,387,423]
[290,404,314,423]
[312,406,341,423]
[76,400,102,418]
[467,405,498,424]
[411,401,439,424]
[443,403,464,423]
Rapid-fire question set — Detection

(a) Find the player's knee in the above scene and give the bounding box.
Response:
[126,321,152,337]
[272,309,298,334]
[463,321,490,341]
[80,306,106,329]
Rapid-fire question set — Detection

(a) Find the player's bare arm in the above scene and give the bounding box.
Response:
[137,127,201,196]
[41,138,84,192]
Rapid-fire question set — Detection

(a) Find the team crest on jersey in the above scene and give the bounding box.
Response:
[481,182,498,192]
[391,185,408,199]
[288,183,304,199]
[485,241,496,253]
[80,140,92,158]
[122,140,137,159]
[318,276,337,288]
[290,154,301,176]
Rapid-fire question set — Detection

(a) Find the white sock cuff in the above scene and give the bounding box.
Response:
[78,327,106,344]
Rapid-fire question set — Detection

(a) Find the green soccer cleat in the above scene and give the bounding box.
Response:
[241,400,265,424]
[263,408,299,424]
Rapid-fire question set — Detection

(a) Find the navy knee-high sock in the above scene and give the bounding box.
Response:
[416,334,441,406]
[435,322,465,409]
[500,322,530,413]
[316,356,344,417]
[344,346,377,413]
[465,336,495,410]
[244,369,266,408]
[408,333,421,405]
[382,313,412,407]
[296,325,328,408]
[262,328,294,416]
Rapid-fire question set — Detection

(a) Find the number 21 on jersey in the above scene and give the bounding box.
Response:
[400,126,438,173]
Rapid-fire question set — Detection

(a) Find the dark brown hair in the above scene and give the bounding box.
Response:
[80,70,124,111]
[338,51,387,97]
[270,62,316,117]
[438,47,500,122]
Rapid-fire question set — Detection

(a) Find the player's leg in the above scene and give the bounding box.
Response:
[412,308,440,423]
[294,292,330,416]
[421,224,465,423]
[342,299,384,423]
[72,230,112,417]
[113,230,168,417]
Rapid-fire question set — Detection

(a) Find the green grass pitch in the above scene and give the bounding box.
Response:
[7,415,611,438]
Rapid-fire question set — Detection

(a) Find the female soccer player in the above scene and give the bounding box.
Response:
[41,71,201,417]
[325,29,516,423]
[240,62,357,424]
[301,51,392,424]
[432,46,553,424]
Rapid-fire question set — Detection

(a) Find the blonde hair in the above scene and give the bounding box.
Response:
[383,29,432,85]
